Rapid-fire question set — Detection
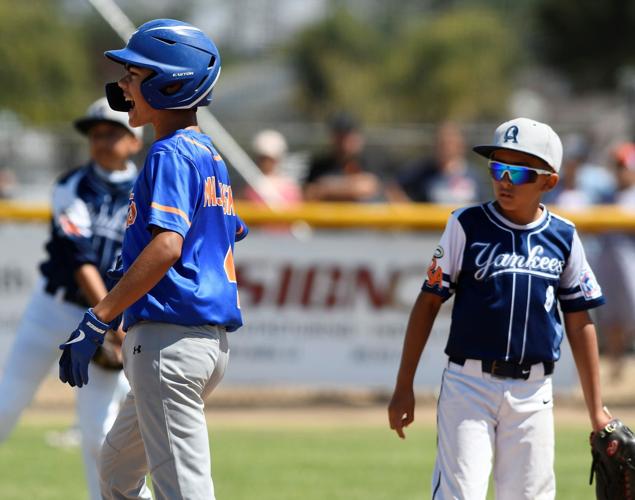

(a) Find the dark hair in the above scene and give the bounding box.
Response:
[328,112,359,133]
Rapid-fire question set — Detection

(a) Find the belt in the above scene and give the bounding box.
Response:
[449,356,554,380]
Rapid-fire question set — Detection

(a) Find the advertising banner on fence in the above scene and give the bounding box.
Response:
[0,224,579,391]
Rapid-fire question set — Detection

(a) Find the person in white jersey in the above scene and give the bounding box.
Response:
[0,97,142,500]
[388,117,611,499]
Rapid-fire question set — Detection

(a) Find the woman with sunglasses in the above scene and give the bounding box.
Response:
[389,117,611,499]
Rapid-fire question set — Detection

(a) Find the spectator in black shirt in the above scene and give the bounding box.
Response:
[304,112,383,202]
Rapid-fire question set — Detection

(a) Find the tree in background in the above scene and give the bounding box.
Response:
[0,0,195,126]
[535,0,635,89]
[0,0,94,125]
[290,8,385,121]
[385,7,518,122]
[290,6,519,123]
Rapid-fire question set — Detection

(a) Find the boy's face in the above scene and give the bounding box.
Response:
[87,122,142,170]
[118,65,155,128]
[489,149,558,214]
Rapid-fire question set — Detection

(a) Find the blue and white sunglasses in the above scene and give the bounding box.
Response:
[488,161,553,185]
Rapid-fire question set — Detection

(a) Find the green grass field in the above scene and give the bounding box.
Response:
[0,418,594,499]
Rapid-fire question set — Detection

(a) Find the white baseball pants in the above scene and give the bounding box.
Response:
[100,322,229,500]
[432,359,555,500]
[0,280,130,500]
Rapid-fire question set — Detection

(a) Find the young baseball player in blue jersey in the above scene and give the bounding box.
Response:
[388,117,611,499]
[57,19,248,500]
[0,97,142,500]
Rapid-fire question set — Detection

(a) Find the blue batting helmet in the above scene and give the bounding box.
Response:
[104,19,221,111]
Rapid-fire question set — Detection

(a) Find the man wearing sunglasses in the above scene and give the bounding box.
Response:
[389,117,611,499]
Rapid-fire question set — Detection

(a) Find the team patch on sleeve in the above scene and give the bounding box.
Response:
[425,256,444,290]
[579,269,602,300]
[126,192,137,227]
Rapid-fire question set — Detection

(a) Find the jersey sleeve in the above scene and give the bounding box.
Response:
[558,230,605,312]
[50,180,99,269]
[146,152,201,237]
[421,212,466,301]
[235,215,249,242]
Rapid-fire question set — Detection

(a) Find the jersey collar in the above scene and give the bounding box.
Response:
[92,161,137,184]
[486,201,549,230]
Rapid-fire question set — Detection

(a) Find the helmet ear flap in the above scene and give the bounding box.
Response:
[105,83,131,112]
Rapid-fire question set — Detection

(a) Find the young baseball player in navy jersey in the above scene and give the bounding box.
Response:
[0,97,142,500]
[388,117,612,499]
[57,19,248,500]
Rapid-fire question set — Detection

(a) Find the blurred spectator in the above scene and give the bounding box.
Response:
[0,168,16,198]
[612,142,635,206]
[593,142,635,379]
[388,122,487,204]
[549,132,615,208]
[303,112,384,202]
[241,129,302,205]
[548,133,593,208]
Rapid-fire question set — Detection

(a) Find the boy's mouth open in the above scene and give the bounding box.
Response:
[125,96,135,109]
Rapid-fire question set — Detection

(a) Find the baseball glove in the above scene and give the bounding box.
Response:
[590,418,635,499]
[91,331,123,371]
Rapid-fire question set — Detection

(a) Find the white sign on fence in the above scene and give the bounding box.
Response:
[0,224,579,391]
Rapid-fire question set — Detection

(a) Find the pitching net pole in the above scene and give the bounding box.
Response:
[86,0,283,209]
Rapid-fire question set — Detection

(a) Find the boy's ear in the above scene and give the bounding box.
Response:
[542,173,559,192]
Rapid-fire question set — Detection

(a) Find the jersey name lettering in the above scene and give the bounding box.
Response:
[203,176,235,215]
[472,242,564,281]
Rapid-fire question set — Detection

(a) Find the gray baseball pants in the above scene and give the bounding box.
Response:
[99,322,229,500]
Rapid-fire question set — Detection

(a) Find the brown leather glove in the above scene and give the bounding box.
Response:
[590,419,635,499]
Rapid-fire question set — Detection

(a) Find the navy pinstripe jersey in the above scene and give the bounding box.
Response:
[39,162,136,305]
[422,202,605,363]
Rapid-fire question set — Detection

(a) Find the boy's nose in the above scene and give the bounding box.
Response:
[501,171,513,185]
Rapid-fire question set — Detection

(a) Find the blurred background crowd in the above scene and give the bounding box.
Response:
[2,0,635,374]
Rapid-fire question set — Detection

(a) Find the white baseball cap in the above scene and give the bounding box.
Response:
[74,97,143,140]
[473,117,563,172]
[252,129,287,160]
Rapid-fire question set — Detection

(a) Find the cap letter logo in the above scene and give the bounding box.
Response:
[504,126,519,144]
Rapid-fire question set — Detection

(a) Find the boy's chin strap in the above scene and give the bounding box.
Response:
[105,83,131,112]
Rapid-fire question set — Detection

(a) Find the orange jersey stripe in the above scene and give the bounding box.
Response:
[175,134,223,162]
[176,135,211,154]
[150,202,191,226]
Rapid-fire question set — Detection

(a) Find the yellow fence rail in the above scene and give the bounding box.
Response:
[1,199,635,233]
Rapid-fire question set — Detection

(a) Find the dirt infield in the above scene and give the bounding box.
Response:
[22,355,635,428]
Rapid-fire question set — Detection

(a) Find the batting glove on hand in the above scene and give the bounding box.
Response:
[59,309,115,388]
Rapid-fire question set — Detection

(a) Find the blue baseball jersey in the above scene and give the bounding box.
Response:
[40,162,136,306]
[121,129,246,331]
[423,202,605,363]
